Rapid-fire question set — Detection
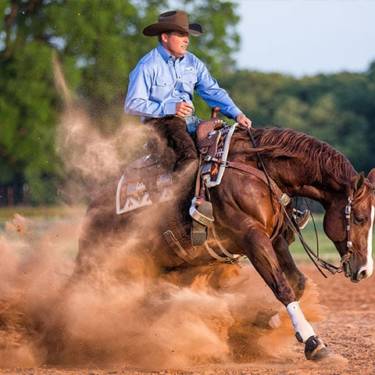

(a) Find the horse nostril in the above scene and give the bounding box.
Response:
[357,269,367,281]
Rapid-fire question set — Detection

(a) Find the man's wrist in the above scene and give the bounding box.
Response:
[164,101,177,116]
[233,109,243,121]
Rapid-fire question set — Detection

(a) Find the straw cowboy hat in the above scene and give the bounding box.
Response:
[143,10,203,36]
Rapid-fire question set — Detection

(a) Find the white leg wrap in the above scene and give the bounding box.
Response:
[287,301,315,342]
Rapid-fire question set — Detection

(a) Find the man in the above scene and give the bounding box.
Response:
[125,10,251,128]
[125,10,308,235]
[125,11,250,225]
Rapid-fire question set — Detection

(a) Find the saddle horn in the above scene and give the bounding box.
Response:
[211,107,221,119]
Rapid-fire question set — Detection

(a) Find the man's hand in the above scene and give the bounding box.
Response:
[176,101,194,118]
[236,113,252,128]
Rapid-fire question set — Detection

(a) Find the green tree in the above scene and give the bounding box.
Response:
[1,1,61,203]
[224,65,375,173]
[221,70,295,125]
[0,0,240,204]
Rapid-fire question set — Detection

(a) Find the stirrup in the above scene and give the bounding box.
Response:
[191,220,207,246]
[190,200,214,246]
[293,209,310,230]
[189,199,215,227]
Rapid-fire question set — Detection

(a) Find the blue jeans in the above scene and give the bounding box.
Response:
[185,115,201,135]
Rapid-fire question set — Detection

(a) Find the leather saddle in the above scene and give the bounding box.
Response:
[116,108,235,216]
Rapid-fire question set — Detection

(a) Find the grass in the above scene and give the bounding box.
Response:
[0,205,84,259]
[0,205,85,222]
[289,214,338,262]
[0,205,85,234]
[290,213,375,263]
[0,207,373,262]
[290,214,334,252]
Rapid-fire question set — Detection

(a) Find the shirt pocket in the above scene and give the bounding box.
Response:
[150,77,174,101]
[182,71,197,92]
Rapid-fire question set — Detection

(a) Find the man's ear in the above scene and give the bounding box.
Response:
[160,33,168,43]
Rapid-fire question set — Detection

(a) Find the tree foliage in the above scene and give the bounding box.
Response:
[0,0,239,203]
[0,0,374,204]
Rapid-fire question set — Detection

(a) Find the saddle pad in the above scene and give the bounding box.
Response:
[201,123,237,188]
[116,173,173,215]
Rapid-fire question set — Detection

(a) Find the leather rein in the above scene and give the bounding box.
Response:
[226,127,354,278]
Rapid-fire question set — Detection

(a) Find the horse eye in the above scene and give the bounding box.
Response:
[353,214,366,225]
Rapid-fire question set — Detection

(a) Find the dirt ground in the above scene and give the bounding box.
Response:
[1,263,374,375]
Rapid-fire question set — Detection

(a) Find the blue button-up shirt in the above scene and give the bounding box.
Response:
[125,44,242,120]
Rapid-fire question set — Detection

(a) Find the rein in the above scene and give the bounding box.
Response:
[245,127,353,278]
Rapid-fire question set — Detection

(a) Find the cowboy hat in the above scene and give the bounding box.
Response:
[143,10,203,37]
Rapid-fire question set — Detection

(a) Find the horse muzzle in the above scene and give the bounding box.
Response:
[345,261,373,283]
[354,263,373,282]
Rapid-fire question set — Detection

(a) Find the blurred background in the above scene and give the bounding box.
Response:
[0,0,374,206]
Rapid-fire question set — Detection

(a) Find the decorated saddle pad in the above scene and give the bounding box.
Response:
[116,155,173,215]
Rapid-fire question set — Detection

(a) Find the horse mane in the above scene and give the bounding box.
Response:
[232,127,357,186]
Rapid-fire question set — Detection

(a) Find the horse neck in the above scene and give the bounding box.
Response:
[264,155,356,207]
[246,128,358,207]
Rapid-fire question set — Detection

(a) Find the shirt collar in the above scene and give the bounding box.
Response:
[157,43,185,63]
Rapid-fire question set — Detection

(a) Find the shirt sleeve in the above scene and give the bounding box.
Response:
[124,64,175,117]
[195,59,242,120]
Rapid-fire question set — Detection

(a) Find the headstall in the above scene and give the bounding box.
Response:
[341,195,354,275]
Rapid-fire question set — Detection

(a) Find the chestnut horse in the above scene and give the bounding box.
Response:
[76,126,375,361]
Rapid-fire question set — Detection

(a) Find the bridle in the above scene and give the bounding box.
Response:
[341,195,355,277]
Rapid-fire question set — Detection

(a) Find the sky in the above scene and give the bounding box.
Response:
[236,0,375,76]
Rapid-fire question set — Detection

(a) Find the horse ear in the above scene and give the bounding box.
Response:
[368,168,375,185]
[352,172,365,192]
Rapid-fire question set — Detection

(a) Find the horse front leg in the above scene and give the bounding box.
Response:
[273,232,306,300]
[239,224,328,360]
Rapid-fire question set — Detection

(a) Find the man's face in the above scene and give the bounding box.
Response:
[161,31,189,58]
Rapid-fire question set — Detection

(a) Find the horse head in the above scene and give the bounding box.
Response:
[323,168,375,282]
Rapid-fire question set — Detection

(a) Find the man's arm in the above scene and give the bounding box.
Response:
[195,60,252,127]
[125,64,176,117]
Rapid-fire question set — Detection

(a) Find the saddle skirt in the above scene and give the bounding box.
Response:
[198,122,237,188]
[116,154,174,215]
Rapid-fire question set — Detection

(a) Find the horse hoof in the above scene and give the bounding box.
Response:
[305,335,329,361]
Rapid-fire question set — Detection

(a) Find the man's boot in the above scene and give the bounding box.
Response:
[293,208,310,230]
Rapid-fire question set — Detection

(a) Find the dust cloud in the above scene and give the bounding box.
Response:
[53,53,158,203]
[0,58,326,370]
[0,216,326,369]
